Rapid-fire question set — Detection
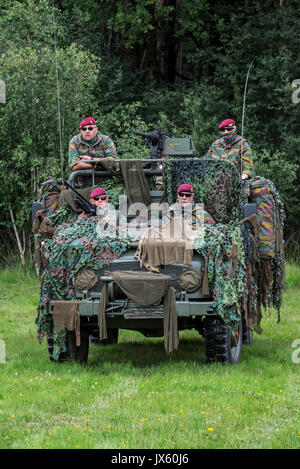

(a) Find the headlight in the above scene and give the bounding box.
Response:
[177,269,202,293]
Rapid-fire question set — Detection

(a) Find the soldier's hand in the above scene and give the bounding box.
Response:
[80,155,91,160]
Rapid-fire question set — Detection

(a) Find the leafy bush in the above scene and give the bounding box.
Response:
[97,103,151,159]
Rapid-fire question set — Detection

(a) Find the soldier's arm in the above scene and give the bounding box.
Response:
[104,137,117,159]
[68,137,88,170]
[193,205,215,225]
[204,210,215,225]
[203,147,212,159]
[241,140,254,179]
[203,142,216,159]
[68,138,94,170]
[72,161,94,170]
[92,137,117,161]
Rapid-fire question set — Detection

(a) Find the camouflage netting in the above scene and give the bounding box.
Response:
[164,158,285,333]
[194,224,247,333]
[34,161,285,358]
[164,158,242,224]
[242,176,286,324]
[35,208,132,359]
[163,158,251,332]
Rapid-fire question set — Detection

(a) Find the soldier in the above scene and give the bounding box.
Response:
[90,187,110,209]
[204,119,254,179]
[76,187,114,223]
[68,117,117,171]
[166,183,215,226]
[86,187,116,347]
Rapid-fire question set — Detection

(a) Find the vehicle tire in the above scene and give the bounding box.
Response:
[99,328,119,345]
[47,336,69,362]
[203,319,217,364]
[90,335,100,345]
[65,330,90,363]
[204,317,242,365]
[48,331,89,363]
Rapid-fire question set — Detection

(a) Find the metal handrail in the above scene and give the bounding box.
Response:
[67,159,164,186]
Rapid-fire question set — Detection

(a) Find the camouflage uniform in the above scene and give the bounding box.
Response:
[204,131,254,178]
[167,203,215,226]
[68,131,117,170]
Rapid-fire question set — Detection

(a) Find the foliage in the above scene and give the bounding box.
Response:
[97,103,151,159]
[0,0,62,50]
[0,42,100,228]
[164,158,242,224]
[0,0,300,259]
[36,213,132,356]
[194,224,246,333]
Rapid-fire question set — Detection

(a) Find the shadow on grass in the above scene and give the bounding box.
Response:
[11,327,290,375]
[81,331,290,374]
[86,334,207,370]
[4,332,208,372]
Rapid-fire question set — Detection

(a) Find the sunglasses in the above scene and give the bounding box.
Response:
[92,195,107,201]
[81,126,95,131]
[178,192,193,198]
[221,127,234,131]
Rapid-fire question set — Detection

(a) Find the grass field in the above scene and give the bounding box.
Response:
[0,263,299,449]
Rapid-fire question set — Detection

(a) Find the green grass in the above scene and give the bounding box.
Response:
[0,263,300,449]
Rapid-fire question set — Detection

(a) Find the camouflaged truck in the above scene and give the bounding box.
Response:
[33,132,285,365]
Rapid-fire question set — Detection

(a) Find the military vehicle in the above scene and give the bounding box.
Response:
[32,131,285,365]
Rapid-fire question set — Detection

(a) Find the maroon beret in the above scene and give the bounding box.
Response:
[91,187,106,198]
[177,183,194,193]
[80,117,96,129]
[218,119,236,129]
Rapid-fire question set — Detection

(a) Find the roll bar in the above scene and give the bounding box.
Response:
[67,159,163,186]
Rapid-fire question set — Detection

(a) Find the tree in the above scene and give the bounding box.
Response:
[0,1,101,262]
[0,0,300,261]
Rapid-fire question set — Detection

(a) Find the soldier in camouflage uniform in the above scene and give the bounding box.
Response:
[204,119,254,179]
[68,117,117,171]
[166,183,215,227]
[77,187,116,226]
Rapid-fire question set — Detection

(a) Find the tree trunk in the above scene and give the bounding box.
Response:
[9,206,25,265]
[175,42,183,87]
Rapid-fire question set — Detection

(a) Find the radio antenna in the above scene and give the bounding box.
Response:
[241,60,254,178]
